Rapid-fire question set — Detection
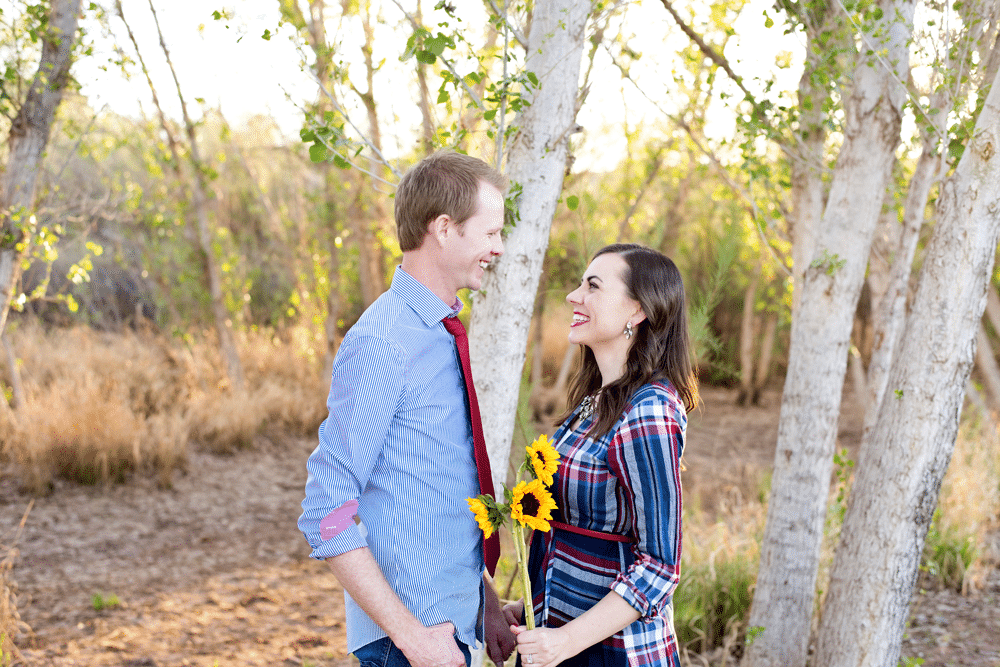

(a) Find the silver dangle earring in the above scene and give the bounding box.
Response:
[624,321,634,339]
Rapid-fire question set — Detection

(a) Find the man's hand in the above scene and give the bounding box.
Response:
[484,582,517,664]
[501,599,524,628]
[396,621,466,667]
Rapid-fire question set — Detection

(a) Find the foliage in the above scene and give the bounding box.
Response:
[0,323,328,491]
[674,553,757,654]
[91,592,121,611]
[920,511,978,593]
[675,501,764,659]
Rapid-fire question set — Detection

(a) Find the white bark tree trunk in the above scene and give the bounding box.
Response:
[984,283,1000,335]
[975,321,1000,410]
[468,0,590,496]
[738,268,761,406]
[0,0,81,335]
[744,2,915,665]
[864,92,947,433]
[788,4,842,311]
[815,64,1000,667]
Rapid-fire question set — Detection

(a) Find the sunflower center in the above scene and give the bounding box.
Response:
[521,493,541,517]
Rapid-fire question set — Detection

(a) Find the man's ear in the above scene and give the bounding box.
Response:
[429,214,452,247]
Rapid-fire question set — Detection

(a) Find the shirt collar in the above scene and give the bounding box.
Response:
[390,266,464,327]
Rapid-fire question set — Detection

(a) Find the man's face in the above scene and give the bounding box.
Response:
[445,182,505,292]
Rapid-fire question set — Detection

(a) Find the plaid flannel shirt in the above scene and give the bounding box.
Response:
[530,380,685,667]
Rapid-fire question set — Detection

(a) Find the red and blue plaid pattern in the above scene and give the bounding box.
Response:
[528,381,685,667]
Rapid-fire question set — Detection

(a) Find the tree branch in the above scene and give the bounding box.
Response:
[484,0,527,49]
[657,0,756,103]
[388,0,485,110]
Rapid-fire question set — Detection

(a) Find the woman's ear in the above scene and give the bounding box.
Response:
[632,306,647,326]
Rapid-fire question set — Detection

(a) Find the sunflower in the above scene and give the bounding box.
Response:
[510,479,558,532]
[467,495,503,539]
[526,434,560,486]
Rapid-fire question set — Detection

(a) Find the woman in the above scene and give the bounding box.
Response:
[506,243,697,667]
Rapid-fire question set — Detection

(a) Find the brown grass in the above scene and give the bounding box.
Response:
[0,501,32,665]
[0,323,329,492]
[931,418,1000,592]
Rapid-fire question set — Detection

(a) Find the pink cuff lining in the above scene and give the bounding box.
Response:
[320,499,359,540]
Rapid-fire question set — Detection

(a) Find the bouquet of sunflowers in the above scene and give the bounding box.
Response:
[468,434,560,630]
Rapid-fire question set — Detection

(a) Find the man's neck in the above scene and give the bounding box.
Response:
[400,253,458,307]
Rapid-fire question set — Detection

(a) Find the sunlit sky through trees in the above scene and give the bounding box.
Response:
[72,0,806,173]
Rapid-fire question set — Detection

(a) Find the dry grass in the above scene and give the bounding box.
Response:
[0,323,329,492]
[0,502,32,665]
[925,418,1000,592]
[676,498,765,665]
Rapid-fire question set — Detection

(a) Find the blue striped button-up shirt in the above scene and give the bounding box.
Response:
[298,267,483,653]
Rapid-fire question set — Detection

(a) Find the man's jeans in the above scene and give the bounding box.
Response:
[354,636,472,667]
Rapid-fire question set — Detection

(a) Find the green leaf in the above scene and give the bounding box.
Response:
[261,28,272,40]
[948,138,965,162]
[425,35,448,56]
[416,50,437,65]
[484,109,496,121]
[333,155,351,169]
[526,71,539,87]
[309,144,329,163]
[566,195,579,211]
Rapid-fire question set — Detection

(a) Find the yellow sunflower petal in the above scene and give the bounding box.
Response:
[526,434,561,486]
[467,497,495,539]
[511,479,558,532]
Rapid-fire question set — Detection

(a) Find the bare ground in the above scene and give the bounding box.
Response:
[3,386,998,667]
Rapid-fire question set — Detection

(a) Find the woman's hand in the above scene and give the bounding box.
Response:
[509,625,577,667]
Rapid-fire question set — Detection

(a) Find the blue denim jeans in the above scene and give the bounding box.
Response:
[354,635,472,667]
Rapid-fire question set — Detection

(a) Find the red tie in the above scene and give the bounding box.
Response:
[442,315,500,577]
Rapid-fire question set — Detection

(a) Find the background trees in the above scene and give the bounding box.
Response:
[1,1,999,665]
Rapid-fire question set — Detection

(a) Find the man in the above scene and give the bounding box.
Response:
[299,151,516,667]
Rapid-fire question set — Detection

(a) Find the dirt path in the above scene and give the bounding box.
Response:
[3,387,998,666]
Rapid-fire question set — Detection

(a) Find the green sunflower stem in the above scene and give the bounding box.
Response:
[515,522,535,630]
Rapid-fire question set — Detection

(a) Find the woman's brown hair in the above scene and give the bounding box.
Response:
[557,243,699,437]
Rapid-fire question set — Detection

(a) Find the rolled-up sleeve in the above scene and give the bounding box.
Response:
[298,334,405,560]
[606,392,685,620]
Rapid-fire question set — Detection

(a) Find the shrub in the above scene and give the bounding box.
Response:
[0,324,328,490]
[675,503,763,658]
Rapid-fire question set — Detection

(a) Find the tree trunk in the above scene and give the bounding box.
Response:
[753,310,779,398]
[415,0,435,156]
[975,321,1000,412]
[657,148,692,258]
[863,93,947,434]
[147,0,245,391]
[744,2,915,665]
[814,64,1000,667]
[0,0,81,335]
[1,335,23,409]
[355,0,386,308]
[468,0,590,497]
[738,269,761,406]
[787,7,839,312]
[983,283,1000,335]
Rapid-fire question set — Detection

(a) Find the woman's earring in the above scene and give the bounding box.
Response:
[624,321,634,339]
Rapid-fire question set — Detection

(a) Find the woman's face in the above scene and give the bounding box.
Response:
[565,253,643,356]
